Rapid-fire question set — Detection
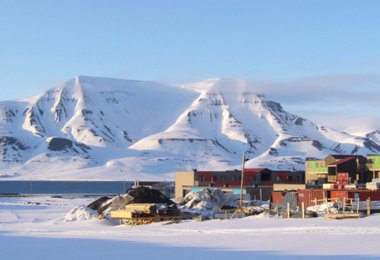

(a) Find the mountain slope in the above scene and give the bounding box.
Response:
[0,76,379,180]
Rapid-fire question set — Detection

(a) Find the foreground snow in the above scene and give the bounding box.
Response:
[0,196,379,259]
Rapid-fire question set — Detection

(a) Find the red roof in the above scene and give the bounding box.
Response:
[329,155,355,159]
[329,157,355,166]
[244,168,268,173]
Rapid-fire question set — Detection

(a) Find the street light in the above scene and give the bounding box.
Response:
[239,152,248,208]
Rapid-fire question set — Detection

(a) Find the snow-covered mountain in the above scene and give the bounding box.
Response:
[0,76,379,180]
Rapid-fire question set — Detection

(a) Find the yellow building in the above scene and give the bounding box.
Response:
[305,159,327,185]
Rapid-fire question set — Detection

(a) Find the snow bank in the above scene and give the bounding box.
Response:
[179,187,250,217]
[64,205,98,222]
[307,201,344,216]
[4,196,380,258]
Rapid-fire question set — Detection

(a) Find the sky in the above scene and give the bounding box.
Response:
[0,0,379,133]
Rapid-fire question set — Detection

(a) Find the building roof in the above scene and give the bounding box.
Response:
[305,158,324,161]
[329,157,355,166]
[244,168,269,173]
[329,154,366,159]
[328,154,355,159]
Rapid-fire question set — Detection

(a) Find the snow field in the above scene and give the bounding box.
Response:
[1,196,380,259]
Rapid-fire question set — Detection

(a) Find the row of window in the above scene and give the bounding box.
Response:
[199,175,255,182]
[307,162,325,168]
[199,174,276,182]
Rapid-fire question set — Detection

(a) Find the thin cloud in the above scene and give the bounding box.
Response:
[250,73,380,133]
[253,73,380,99]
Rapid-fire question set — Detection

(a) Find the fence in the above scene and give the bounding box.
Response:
[281,197,379,219]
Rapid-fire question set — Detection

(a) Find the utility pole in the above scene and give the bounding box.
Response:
[239,152,246,208]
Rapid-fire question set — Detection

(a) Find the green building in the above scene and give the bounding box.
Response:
[367,154,380,179]
[306,154,376,185]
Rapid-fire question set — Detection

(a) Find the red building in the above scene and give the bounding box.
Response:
[175,168,305,201]
[195,168,271,187]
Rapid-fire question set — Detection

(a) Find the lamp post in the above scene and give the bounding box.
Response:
[239,152,247,208]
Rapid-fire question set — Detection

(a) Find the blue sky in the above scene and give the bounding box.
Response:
[1,1,379,132]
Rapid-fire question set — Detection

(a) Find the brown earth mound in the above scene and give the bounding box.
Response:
[127,186,175,205]
[87,186,178,217]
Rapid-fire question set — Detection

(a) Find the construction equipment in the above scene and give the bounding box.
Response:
[110,203,181,225]
[110,203,158,225]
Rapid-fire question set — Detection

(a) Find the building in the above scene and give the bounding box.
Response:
[305,154,372,185]
[175,168,267,202]
[263,170,304,185]
[367,154,380,179]
[305,159,328,185]
[175,168,304,202]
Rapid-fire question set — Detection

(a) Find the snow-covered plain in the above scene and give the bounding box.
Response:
[1,196,379,259]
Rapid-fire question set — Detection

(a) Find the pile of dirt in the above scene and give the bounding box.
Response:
[127,186,175,205]
[87,186,177,217]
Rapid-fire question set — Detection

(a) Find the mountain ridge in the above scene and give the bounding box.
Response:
[0,76,379,180]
